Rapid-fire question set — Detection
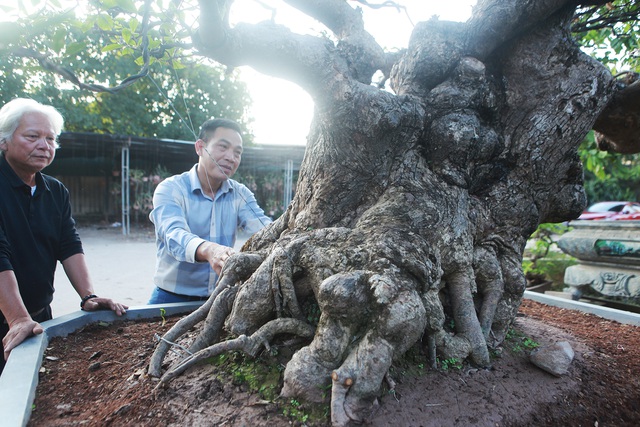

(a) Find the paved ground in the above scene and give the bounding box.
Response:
[51,224,248,317]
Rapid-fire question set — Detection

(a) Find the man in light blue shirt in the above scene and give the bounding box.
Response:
[148,118,272,304]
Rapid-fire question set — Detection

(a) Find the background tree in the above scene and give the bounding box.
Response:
[3,1,640,426]
[573,0,640,203]
[0,10,252,140]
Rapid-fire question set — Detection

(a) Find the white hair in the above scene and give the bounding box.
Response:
[0,98,64,148]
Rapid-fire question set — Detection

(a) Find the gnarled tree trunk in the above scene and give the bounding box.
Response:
[149,1,637,425]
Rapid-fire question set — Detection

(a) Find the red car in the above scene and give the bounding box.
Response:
[578,201,640,220]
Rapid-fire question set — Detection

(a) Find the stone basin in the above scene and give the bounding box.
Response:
[557,220,640,300]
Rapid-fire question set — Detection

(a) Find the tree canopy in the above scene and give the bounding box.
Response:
[0,1,252,140]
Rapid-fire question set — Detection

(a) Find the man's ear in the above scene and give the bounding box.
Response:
[195,139,203,156]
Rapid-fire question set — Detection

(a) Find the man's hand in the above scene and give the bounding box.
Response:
[81,298,128,316]
[3,316,44,360]
[196,242,236,274]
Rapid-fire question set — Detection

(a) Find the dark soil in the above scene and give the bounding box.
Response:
[28,299,640,426]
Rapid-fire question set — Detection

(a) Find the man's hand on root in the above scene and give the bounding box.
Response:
[196,242,236,274]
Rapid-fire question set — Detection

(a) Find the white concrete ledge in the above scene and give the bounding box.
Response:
[524,290,640,326]
[0,302,202,427]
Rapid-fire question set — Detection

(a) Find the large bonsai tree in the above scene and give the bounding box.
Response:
[4,0,639,425]
[147,1,640,424]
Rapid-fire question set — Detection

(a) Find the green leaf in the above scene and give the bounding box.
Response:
[171,59,186,69]
[80,16,97,32]
[148,38,161,49]
[122,28,132,44]
[129,18,139,32]
[96,14,115,31]
[102,43,122,52]
[51,28,66,53]
[65,41,86,56]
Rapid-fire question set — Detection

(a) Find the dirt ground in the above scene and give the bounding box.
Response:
[28,298,640,426]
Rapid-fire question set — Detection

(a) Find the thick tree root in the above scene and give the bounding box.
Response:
[330,370,354,427]
[148,296,215,377]
[148,253,264,377]
[188,286,238,354]
[156,318,315,389]
[473,242,504,340]
[447,268,490,366]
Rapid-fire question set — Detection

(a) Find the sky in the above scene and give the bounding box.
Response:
[231,0,476,145]
[1,0,475,146]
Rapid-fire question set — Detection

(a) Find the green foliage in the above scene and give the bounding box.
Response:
[572,2,640,204]
[525,223,571,264]
[438,357,462,371]
[578,133,640,204]
[573,0,640,73]
[301,298,321,326]
[130,165,170,216]
[280,396,331,425]
[282,398,310,424]
[523,223,577,288]
[233,170,299,219]
[505,328,539,353]
[209,351,282,401]
[0,0,253,141]
[159,308,166,327]
[209,350,330,425]
[109,164,170,223]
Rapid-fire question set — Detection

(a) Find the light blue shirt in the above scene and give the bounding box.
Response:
[150,164,272,296]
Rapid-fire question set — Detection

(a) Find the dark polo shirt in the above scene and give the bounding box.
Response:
[0,155,83,316]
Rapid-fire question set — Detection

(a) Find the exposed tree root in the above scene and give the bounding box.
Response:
[155,318,315,389]
[187,285,238,354]
[148,253,264,377]
[330,370,354,427]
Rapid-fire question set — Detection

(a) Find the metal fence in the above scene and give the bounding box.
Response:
[45,132,306,228]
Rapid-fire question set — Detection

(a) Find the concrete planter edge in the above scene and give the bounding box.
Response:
[0,302,203,427]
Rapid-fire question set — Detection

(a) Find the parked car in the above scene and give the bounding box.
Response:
[578,201,640,220]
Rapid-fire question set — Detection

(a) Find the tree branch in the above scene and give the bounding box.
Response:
[466,0,575,60]
[593,75,640,154]
[571,0,640,33]
[10,47,148,94]
[283,0,386,83]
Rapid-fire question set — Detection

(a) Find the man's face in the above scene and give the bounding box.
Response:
[198,127,243,181]
[3,112,57,175]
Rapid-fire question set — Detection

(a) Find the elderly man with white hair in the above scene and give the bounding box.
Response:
[0,98,128,374]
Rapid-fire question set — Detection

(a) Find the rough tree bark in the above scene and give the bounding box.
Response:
[149,0,640,425]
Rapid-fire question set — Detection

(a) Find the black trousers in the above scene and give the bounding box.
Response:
[0,305,52,374]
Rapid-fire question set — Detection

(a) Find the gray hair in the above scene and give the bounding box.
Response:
[0,98,64,148]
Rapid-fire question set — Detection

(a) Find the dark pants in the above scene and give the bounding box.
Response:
[0,305,52,374]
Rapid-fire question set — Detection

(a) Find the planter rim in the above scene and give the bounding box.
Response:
[0,302,202,427]
[568,220,640,230]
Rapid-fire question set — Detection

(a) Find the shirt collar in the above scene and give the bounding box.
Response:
[0,155,50,193]
[189,164,233,199]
